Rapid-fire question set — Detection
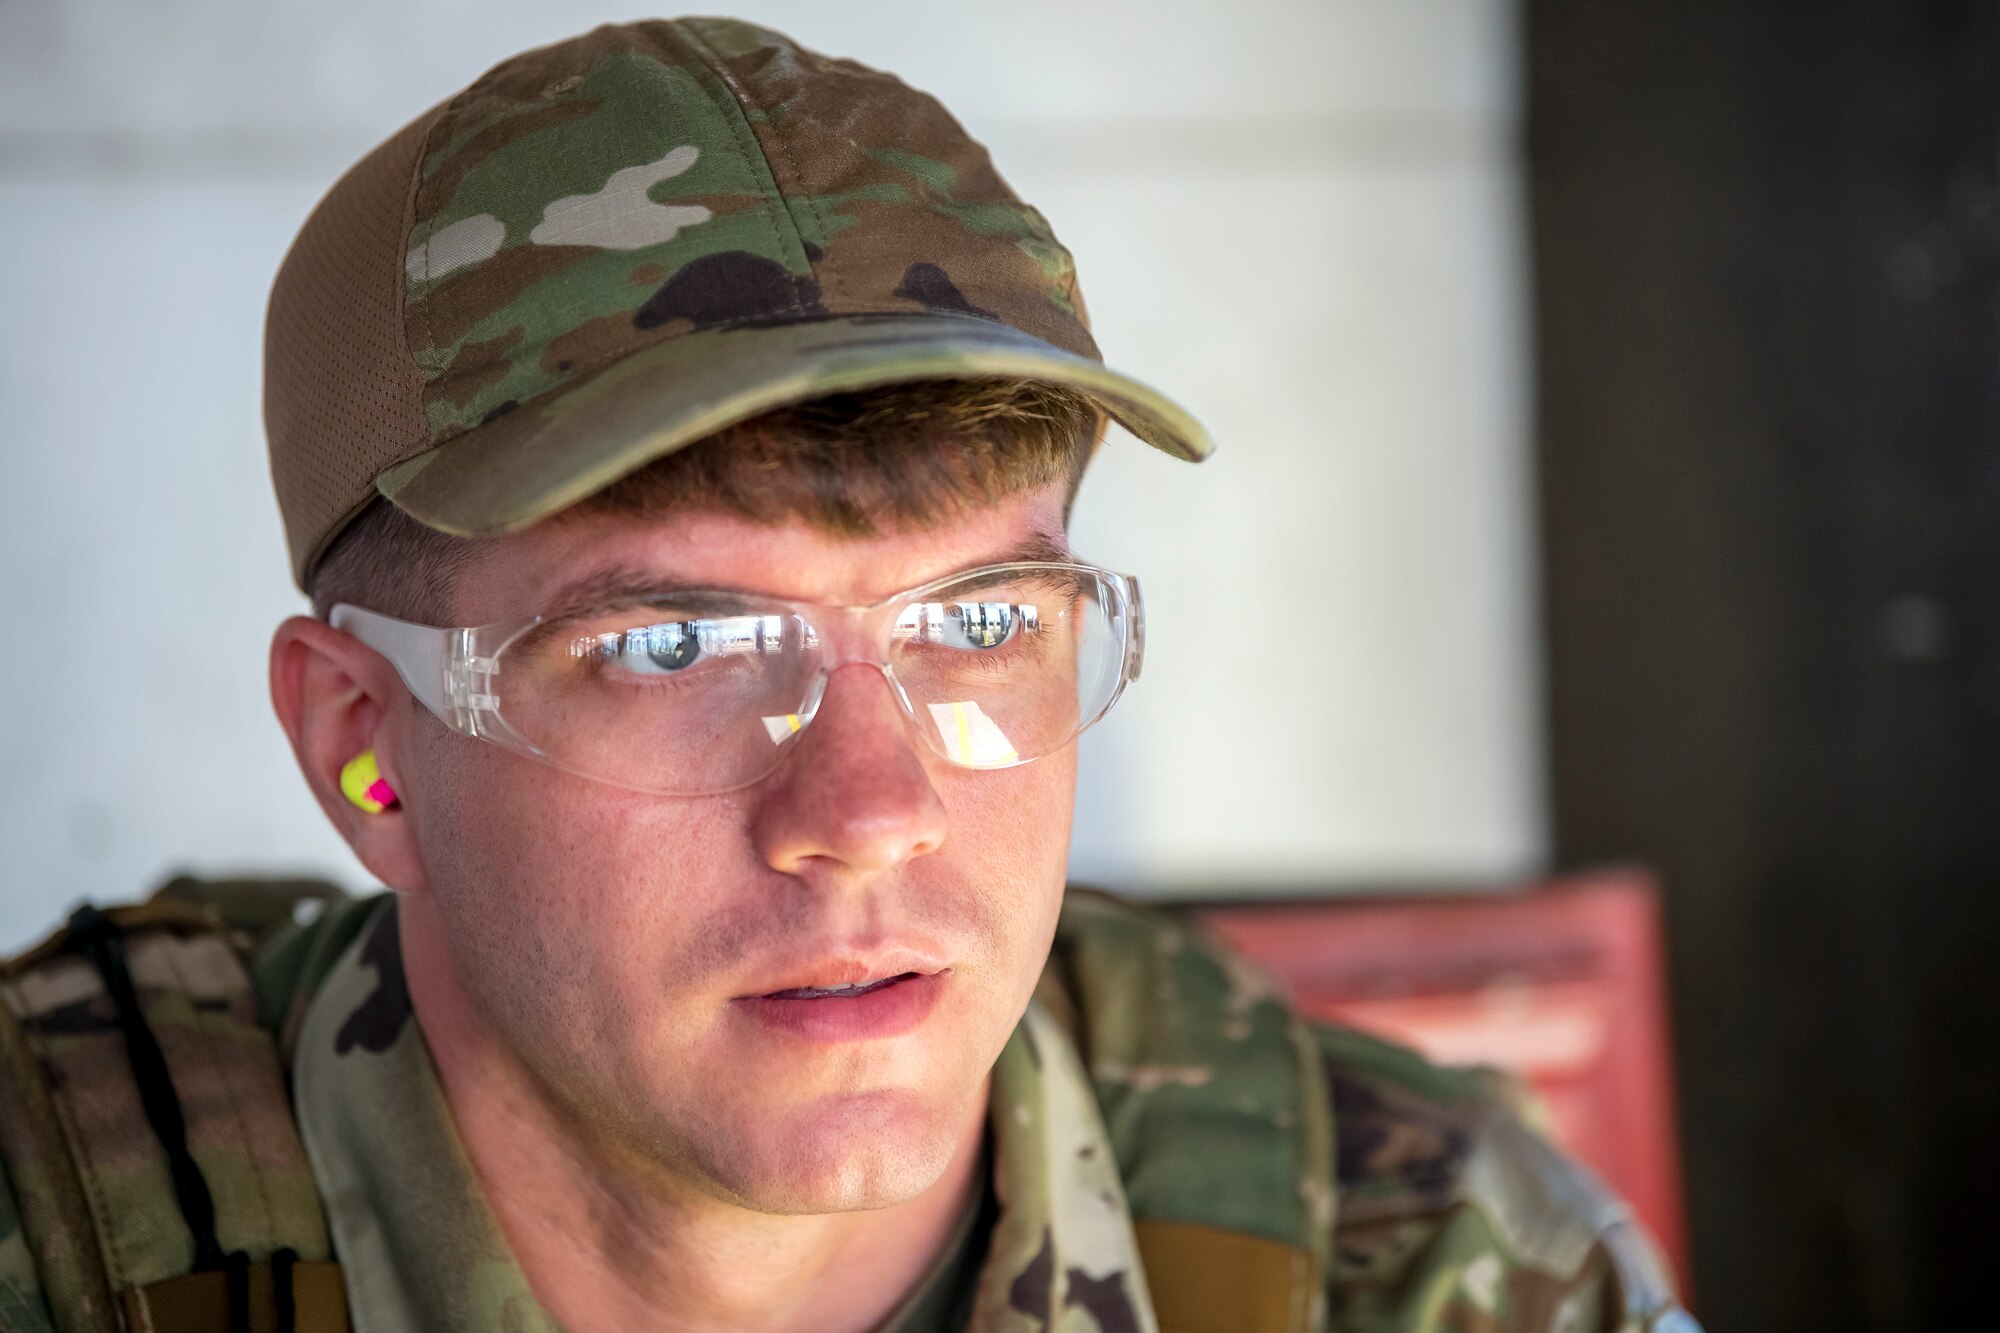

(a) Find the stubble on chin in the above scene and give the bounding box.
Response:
[687,1083,981,1215]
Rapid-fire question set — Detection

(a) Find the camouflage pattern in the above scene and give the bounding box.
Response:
[0,985,110,1333]
[1049,893,1338,1259]
[264,889,1693,1332]
[1318,1030,1627,1331]
[290,898,558,1333]
[967,1003,1157,1332]
[267,18,1212,584]
[399,18,1095,444]
[0,908,334,1333]
[1048,894,1692,1333]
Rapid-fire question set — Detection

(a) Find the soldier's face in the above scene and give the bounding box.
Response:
[397,482,1076,1212]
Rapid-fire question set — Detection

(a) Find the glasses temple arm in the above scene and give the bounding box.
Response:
[327,604,459,727]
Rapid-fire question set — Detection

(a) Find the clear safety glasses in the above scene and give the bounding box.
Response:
[329,561,1143,797]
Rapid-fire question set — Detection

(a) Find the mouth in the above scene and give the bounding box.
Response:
[761,973,922,1001]
[734,969,948,1042]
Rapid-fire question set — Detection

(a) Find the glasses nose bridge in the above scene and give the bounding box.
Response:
[805,599,906,671]
[793,660,925,770]
[790,600,922,736]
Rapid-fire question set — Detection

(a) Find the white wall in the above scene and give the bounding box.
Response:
[0,0,1543,951]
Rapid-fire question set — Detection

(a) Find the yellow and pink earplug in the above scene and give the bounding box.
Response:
[339,749,400,813]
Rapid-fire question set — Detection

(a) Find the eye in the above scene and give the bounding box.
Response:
[615,622,703,674]
[936,601,1020,651]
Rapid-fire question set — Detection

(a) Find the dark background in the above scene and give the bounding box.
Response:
[1529,1,2000,1327]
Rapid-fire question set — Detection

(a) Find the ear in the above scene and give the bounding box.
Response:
[270,614,431,895]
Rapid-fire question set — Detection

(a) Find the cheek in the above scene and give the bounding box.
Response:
[932,748,1076,990]
[410,734,751,1027]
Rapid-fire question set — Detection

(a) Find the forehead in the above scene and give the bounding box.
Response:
[450,482,1073,624]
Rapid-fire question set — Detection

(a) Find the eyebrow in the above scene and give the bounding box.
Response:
[534,529,1075,617]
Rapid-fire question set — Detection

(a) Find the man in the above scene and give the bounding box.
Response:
[0,17,1694,1333]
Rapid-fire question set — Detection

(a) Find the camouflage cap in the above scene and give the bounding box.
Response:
[265,17,1213,589]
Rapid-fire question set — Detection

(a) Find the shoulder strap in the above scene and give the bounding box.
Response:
[0,883,352,1332]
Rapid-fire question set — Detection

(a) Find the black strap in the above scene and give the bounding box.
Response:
[65,903,228,1271]
[273,1246,298,1333]
[225,1249,252,1333]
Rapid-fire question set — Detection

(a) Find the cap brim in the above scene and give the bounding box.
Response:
[374,311,1212,538]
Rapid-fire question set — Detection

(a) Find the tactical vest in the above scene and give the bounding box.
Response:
[0,881,354,1333]
[0,879,1683,1333]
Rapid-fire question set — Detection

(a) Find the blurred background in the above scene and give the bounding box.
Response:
[2,1,1994,1327]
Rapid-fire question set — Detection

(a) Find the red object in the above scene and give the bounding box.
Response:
[1196,868,1690,1296]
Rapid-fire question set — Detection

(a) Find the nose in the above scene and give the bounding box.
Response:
[749,661,948,880]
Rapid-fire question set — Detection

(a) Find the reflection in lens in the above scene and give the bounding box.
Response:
[504,608,819,795]
[489,570,1129,792]
[889,570,1118,768]
[571,614,791,676]
[632,622,700,672]
[948,601,1016,649]
[898,600,1042,650]
[926,700,1020,767]
[759,712,806,745]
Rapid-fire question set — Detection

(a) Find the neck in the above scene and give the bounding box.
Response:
[399,894,988,1333]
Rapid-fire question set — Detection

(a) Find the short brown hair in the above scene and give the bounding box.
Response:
[310,378,1099,623]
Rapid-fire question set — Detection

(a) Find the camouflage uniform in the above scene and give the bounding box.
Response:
[0,885,1692,1332]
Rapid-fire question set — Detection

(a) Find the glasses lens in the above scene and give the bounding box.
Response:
[478,567,1132,793]
[495,603,821,794]
[889,567,1126,768]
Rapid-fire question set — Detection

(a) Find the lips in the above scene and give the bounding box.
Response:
[735,970,947,1042]
[763,973,919,1000]
[739,946,946,999]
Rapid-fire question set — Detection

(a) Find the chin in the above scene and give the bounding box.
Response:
[708,1087,965,1215]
